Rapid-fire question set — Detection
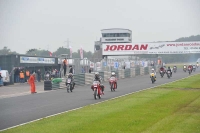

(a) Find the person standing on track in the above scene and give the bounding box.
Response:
[29,73,37,94]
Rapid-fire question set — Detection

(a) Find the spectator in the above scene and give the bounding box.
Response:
[14,68,20,83]
[89,68,92,73]
[37,69,41,82]
[63,58,67,76]
[69,65,74,74]
[81,67,85,73]
[25,70,30,83]
[0,72,3,86]
[19,71,24,83]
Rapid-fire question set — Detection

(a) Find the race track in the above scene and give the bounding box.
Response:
[0,68,199,130]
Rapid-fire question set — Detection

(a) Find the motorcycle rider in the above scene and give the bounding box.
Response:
[183,64,187,71]
[109,72,117,89]
[44,69,51,80]
[188,64,193,72]
[159,66,165,75]
[69,65,73,74]
[196,62,199,68]
[167,66,172,77]
[173,65,177,72]
[192,64,196,71]
[91,72,104,93]
[66,72,75,89]
[150,68,156,80]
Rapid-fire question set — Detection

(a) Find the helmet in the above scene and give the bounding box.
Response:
[111,72,115,76]
[95,72,99,76]
[68,73,73,77]
[168,66,170,69]
[151,68,154,71]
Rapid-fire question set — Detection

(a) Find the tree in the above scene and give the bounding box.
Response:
[0,46,18,55]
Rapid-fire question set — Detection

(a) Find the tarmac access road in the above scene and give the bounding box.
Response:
[0,68,199,131]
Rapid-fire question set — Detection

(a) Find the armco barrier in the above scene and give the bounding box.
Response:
[74,74,85,86]
[118,69,124,79]
[104,71,111,81]
[124,69,131,78]
[130,68,135,77]
[99,72,104,81]
[140,67,144,75]
[85,73,94,85]
[144,67,149,75]
[47,67,151,90]
[135,67,140,76]
[59,78,66,89]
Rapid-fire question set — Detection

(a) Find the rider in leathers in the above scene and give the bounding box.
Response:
[91,72,104,93]
[150,68,156,80]
[167,66,172,77]
[66,66,75,89]
[109,72,117,89]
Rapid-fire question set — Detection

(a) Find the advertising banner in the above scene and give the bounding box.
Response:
[20,56,55,64]
[102,41,200,55]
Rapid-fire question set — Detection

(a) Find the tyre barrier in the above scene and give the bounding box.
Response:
[44,80,52,90]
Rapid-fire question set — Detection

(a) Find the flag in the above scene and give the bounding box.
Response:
[69,46,72,58]
[49,51,52,57]
[80,47,83,59]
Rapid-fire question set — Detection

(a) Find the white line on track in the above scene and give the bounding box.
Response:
[0,73,199,132]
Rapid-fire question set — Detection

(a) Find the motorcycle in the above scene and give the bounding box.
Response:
[44,73,51,80]
[160,70,164,78]
[109,77,117,91]
[173,66,177,73]
[150,73,156,84]
[183,66,187,72]
[193,67,196,72]
[167,70,171,79]
[188,68,191,75]
[92,80,103,99]
[66,78,73,93]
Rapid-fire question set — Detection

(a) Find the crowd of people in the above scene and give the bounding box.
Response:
[13,67,60,83]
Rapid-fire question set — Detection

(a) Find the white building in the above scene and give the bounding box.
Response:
[94,28,132,51]
[101,28,132,43]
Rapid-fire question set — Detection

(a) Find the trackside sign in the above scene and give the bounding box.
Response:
[102,41,200,55]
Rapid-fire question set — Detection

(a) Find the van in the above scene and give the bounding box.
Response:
[0,70,10,85]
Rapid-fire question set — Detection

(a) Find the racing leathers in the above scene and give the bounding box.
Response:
[167,67,172,77]
[66,73,75,89]
[109,75,117,89]
[91,75,104,92]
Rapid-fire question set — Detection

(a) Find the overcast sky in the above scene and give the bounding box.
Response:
[0,0,200,54]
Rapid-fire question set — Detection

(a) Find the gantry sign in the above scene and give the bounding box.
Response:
[102,41,200,56]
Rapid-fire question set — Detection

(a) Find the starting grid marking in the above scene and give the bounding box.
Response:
[0,73,199,132]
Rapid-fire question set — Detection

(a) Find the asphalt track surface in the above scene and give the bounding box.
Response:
[0,68,199,131]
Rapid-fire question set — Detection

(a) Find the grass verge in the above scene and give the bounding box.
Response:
[2,74,200,133]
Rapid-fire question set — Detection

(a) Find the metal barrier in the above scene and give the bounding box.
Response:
[140,67,144,75]
[135,67,140,76]
[144,67,149,75]
[74,74,85,86]
[124,69,131,78]
[85,73,94,85]
[48,66,151,90]
[130,68,135,77]
[104,71,111,82]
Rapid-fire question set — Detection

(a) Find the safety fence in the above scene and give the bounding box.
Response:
[48,67,151,90]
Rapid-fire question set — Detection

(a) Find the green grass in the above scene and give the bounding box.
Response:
[2,75,200,133]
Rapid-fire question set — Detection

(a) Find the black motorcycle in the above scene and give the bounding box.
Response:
[173,66,177,73]
[188,68,192,75]
[66,78,74,93]
[167,70,171,79]
[160,70,164,78]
